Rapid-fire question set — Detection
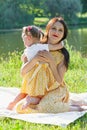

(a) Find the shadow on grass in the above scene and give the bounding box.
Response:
[68,113,87,129]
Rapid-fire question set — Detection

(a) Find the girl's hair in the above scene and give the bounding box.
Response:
[22,25,44,41]
[44,17,70,69]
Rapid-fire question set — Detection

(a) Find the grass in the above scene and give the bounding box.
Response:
[34,17,49,27]
[0,45,87,130]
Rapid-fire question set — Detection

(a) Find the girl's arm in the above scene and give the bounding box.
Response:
[48,41,64,51]
[21,52,46,76]
[21,57,37,76]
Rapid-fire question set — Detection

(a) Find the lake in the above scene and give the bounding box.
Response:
[0,27,87,57]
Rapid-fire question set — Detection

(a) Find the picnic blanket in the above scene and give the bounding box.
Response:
[0,86,87,127]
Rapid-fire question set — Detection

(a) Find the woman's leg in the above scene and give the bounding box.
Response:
[69,105,84,111]
[37,87,69,113]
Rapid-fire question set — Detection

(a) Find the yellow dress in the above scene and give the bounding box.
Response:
[16,50,69,113]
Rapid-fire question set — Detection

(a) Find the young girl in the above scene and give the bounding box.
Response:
[7,25,64,110]
[21,25,64,64]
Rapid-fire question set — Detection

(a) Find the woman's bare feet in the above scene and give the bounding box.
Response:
[69,105,85,112]
[71,99,87,106]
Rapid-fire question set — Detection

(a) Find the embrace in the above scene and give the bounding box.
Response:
[7,17,87,113]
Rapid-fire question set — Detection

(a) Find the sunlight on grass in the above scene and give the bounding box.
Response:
[73,12,87,18]
[34,17,49,22]
[34,17,49,26]
[0,46,87,130]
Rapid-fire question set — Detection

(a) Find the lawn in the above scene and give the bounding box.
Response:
[0,45,87,130]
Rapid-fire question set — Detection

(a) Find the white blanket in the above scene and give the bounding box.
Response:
[0,87,87,127]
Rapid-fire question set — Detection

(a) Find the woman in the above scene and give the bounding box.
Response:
[15,17,71,113]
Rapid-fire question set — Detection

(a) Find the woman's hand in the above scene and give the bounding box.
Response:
[36,50,62,84]
[35,50,55,65]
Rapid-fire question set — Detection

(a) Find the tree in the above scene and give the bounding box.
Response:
[0,0,35,29]
[42,0,82,24]
[81,0,87,13]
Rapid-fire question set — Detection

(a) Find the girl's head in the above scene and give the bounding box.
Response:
[22,25,44,47]
[44,17,68,44]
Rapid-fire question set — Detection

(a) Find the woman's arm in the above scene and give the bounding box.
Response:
[49,61,62,84]
[48,41,64,51]
[57,59,67,83]
[37,50,63,84]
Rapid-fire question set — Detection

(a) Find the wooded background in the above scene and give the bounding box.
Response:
[0,0,87,29]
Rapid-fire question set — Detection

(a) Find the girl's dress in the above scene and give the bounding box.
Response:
[16,50,69,113]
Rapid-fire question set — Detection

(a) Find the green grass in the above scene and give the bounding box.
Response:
[34,17,49,27]
[0,46,87,130]
[78,12,87,18]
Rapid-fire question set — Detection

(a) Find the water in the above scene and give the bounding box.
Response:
[67,28,87,56]
[0,30,24,56]
[0,28,87,57]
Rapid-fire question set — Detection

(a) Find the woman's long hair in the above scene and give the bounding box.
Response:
[61,47,70,69]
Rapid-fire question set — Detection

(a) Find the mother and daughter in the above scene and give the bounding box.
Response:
[7,17,87,113]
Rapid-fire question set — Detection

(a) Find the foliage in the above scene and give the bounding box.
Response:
[42,0,82,24]
[0,51,22,87]
[59,0,82,24]
[0,0,34,29]
[65,44,87,92]
[0,0,85,29]
[81,0,87,13]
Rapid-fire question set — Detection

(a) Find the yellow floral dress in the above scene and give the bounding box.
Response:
[16,50,69,113]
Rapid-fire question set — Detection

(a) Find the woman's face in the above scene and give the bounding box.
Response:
[48,21,64,44]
